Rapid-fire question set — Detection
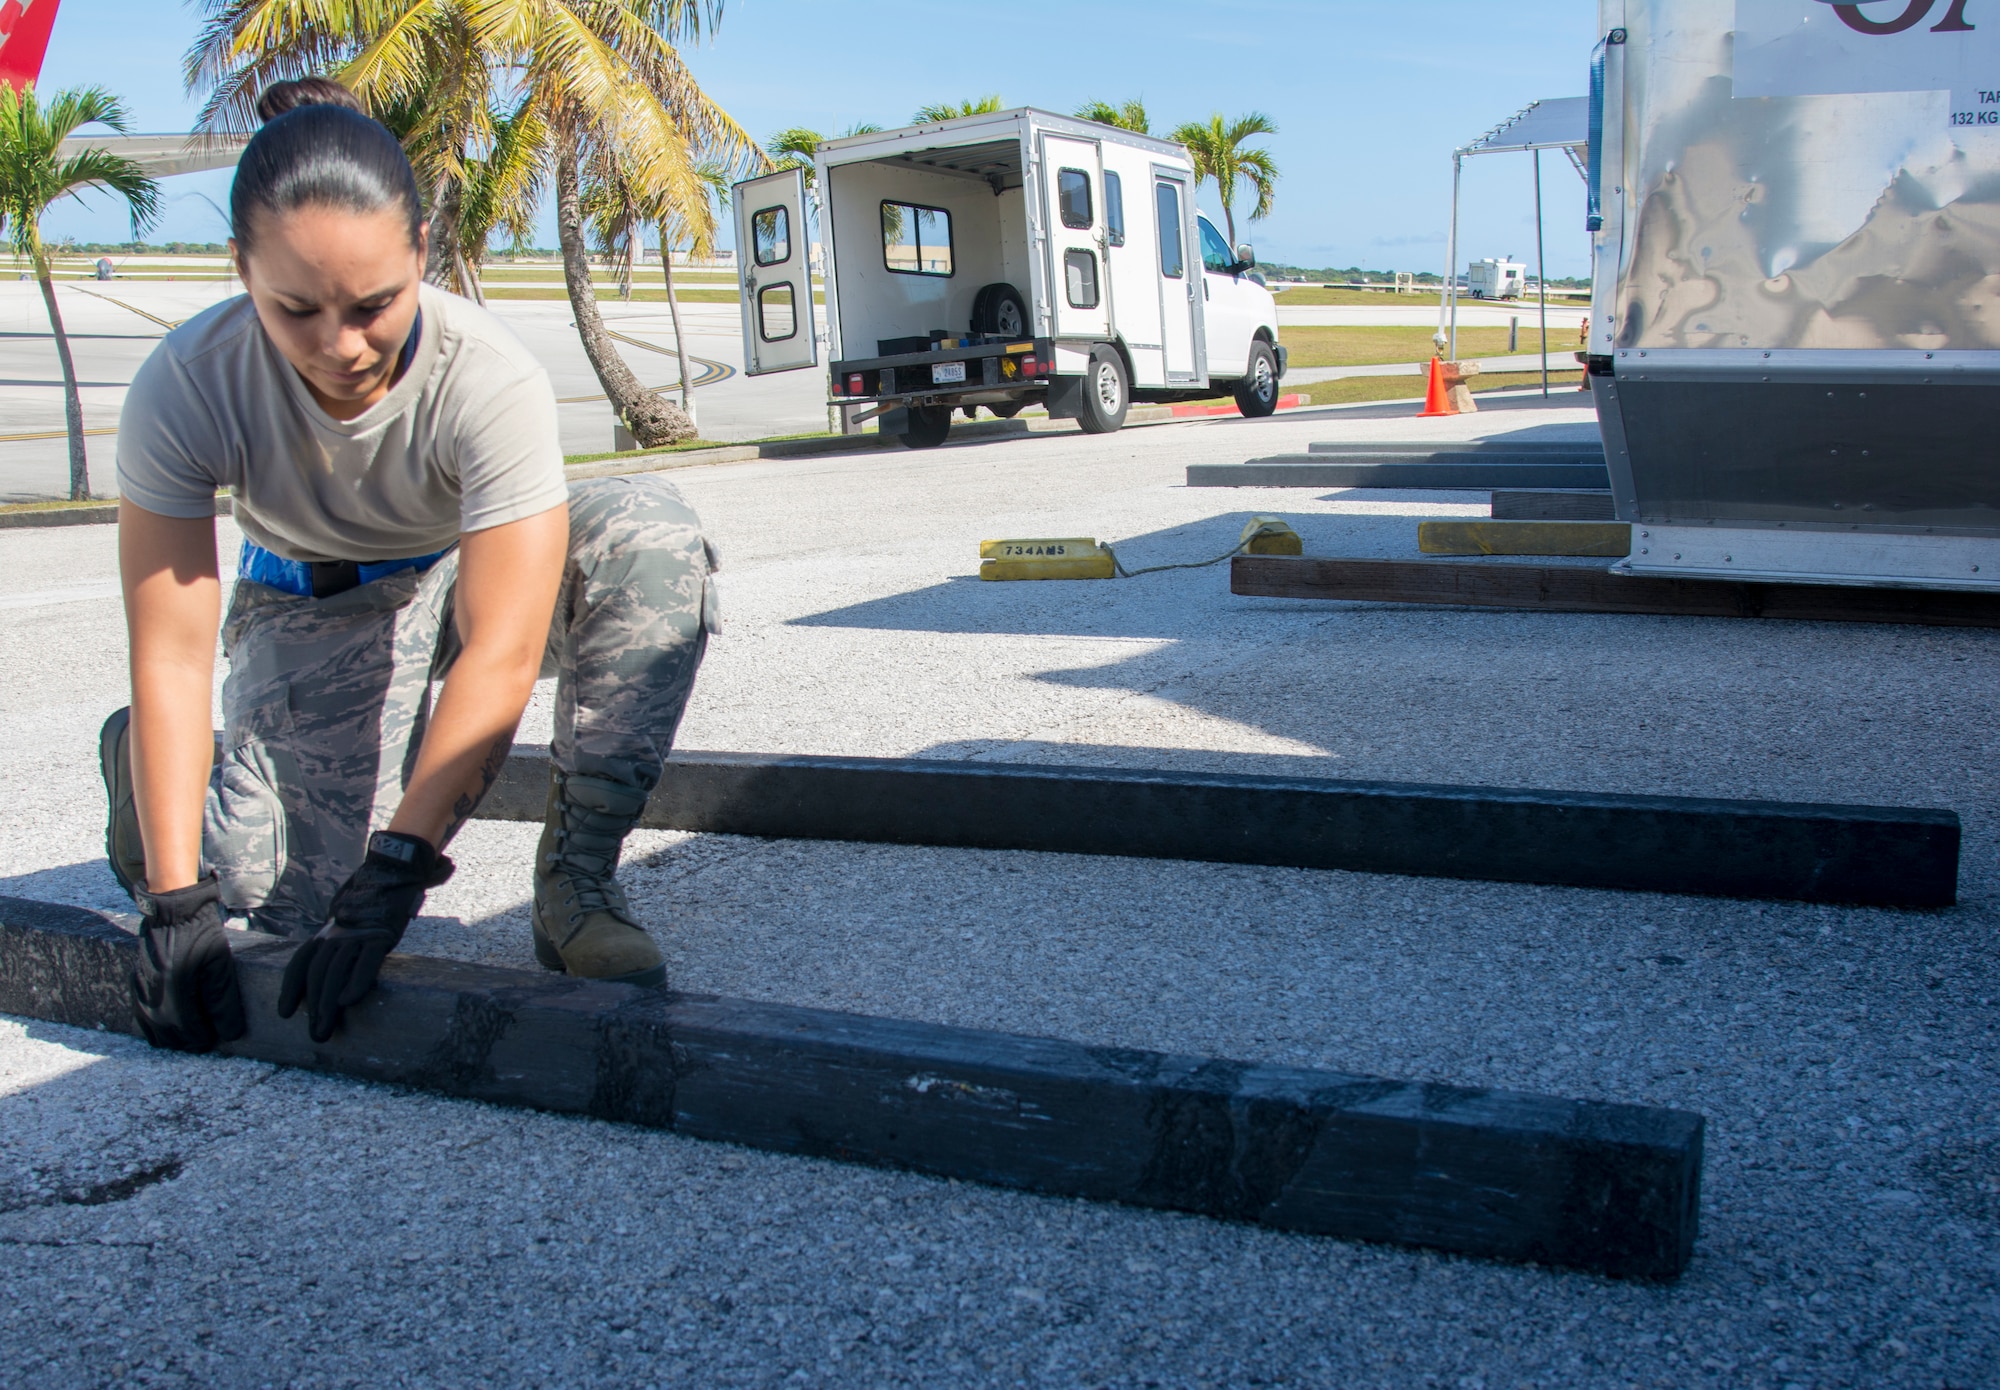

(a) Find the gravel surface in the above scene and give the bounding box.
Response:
[3,396,1997,1388]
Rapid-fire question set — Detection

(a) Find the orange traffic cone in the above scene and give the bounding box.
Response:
[1419,357,1453,417]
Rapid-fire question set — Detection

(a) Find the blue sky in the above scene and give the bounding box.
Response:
[37,0,1598,277]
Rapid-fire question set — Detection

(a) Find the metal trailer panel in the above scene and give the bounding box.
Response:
[1590,0,2000,585]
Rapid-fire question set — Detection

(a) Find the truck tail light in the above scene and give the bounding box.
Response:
[1022,357,1039,377]
[847,373,865,395]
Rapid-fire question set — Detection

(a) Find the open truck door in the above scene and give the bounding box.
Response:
[733,167,817,376]
[1039,134,1111,342]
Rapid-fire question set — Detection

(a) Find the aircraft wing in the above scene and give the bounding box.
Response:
[11,4,247,179]
[54,133,247,179]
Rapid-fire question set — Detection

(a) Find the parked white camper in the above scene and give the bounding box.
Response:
[1467,258,1525,300]
[732,108,1285,448]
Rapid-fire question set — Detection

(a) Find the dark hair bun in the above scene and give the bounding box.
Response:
[255,77,367,125]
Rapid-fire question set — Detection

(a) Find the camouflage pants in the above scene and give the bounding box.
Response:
[207,475,716,936]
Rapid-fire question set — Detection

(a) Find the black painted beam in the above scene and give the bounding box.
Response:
[1491,490,1618,522]
[481,750,1958,908]
[1234,554,2000,635]
[0,896,1704,1280]
[1304,443,1607,458]
[1188,458,1613,490]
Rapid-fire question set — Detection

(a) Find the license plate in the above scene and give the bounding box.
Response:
[931,361,967,384]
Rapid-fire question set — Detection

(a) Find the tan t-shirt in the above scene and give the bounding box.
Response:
[116,285,568,563]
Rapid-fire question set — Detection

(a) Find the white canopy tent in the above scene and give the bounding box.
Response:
[1441,96,1588,392]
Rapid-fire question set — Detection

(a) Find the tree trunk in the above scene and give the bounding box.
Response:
[554,146,694,447]
[39,274,89,500]
[454,247,486,306]
[659,234,694,416]
[424,173,456,288]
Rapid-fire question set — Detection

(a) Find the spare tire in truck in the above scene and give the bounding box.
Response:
[971,283,1029,339]
[899,403,953,449]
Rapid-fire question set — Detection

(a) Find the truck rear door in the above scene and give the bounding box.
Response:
[732,167,818,375]
[1039,134,1111,343]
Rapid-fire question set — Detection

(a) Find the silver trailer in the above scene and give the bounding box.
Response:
[730,108,1284,449]
[1590,0,2000,589]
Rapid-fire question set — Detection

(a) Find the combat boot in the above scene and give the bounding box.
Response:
[99,707,146,898]
[531,768,666,986]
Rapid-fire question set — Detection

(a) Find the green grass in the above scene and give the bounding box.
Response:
[1279,324,1585,368]
[0,498,116,512]
[478,267,744,285]
[484,286,740,303]
[485,287,831,305]
[1272,285,1591,308]
[1293,369,1585,407]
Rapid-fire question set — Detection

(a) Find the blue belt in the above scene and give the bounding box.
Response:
[238,539,448,599]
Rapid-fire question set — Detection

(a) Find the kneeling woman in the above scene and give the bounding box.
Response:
[108,83,715,1049]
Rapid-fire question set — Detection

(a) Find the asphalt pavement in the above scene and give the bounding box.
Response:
[1,371,1997,1386]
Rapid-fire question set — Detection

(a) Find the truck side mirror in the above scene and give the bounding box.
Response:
[1233,243,1255,271]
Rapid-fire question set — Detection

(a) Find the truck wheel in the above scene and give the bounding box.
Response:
[971,283,1029,339]
[899,403,952,448]
[1077,347,1130,434]
[1234,341,1280,418]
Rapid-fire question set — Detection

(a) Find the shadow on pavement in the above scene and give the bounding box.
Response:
[789,511,1349,640]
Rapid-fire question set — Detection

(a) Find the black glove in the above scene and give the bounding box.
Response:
[278,831,452,1043]
[131,876,247,1054]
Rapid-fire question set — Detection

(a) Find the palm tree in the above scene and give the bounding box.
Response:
[1074,99,1148,135]
[913,96,1001,123]
[0,85,159,500]
[647,161,728,423]
[1168,112,1279,249]
[448,102,546,306]
[185,0,763,449]
[766,125,824,186]
[580,146,727,439]
[767,122,880,189]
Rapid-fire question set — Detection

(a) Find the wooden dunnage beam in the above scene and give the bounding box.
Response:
[1232,554,2000,632]
[0,896,1705,1280]
[481,751,1958,908]
[1419,520,1633,558]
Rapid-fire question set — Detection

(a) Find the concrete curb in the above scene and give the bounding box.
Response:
[0,497,234,530]
[479,749,1960,907]
[0,895,1705,1280]
[563,406,1185,481]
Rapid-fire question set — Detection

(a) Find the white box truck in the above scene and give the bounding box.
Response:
[1467,257,1526,299]
[731,107,1286,448]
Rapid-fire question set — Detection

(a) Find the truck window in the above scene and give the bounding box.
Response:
[1198,217,1233,273]
[1156,182,1184,278]
[1104,171,1125,247]
[752,206,790,266]
[882,201,954,276]
[758,283,797,341]
[1064,249,1100,308]
[1057,169,1093,230]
